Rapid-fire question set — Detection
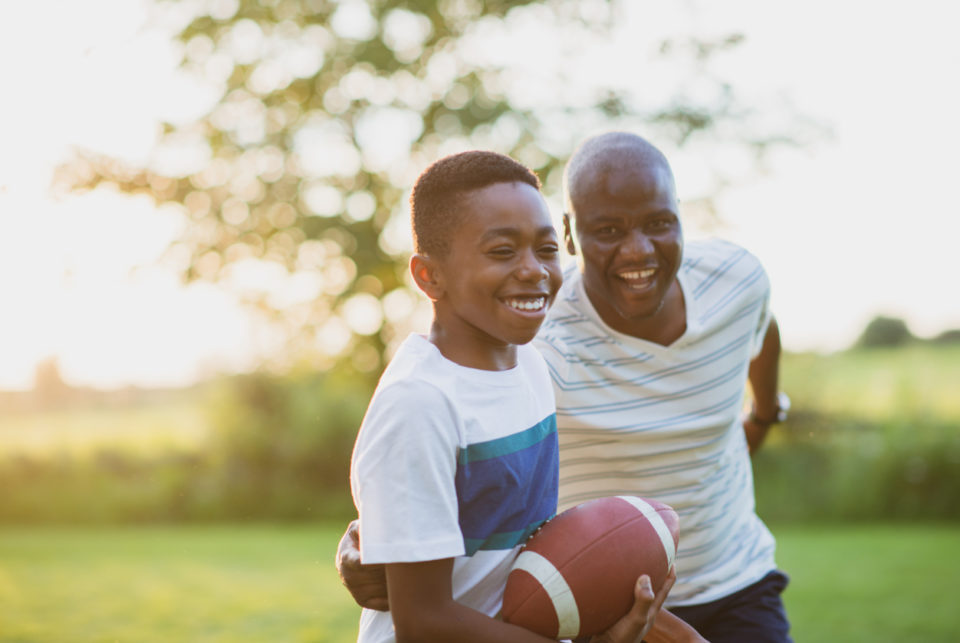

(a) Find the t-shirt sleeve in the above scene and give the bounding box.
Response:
[351,379,465,565]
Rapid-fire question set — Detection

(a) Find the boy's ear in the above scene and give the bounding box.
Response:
[410,253,444,301]
[562,213,577,255]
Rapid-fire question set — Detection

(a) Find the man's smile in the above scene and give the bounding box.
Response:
[615,267,658,290]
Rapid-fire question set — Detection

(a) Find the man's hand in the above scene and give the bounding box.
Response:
[590,567,676,643]
[335,519,390,611]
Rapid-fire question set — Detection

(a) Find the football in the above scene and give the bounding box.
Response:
[501,495,679,640]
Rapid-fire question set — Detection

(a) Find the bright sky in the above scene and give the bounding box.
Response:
[1,0,958,390]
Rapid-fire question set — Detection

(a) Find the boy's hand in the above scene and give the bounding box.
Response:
[336,519,390,611]
[590,567,676,643]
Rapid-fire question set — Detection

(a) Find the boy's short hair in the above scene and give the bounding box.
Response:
[411,150,541,257]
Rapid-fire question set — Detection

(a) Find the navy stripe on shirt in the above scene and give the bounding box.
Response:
[456,415,559,555]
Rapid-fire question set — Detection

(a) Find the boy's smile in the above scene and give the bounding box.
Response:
[424,181,562,370]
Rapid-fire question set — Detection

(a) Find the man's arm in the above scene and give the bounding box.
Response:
[744,317,782,454]
[641,608,708,643]
[336,519,389,611]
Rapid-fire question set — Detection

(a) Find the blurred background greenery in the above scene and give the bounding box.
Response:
[2,0,959,640]
[3,321,957,526]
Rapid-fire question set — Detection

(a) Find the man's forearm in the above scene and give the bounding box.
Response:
[745,317,782,453]
[641,608,707,643]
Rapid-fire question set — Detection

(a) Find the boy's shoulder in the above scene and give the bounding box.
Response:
[371,334,452,406]
[373,335,549,406]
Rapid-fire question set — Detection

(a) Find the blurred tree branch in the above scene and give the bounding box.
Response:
[55,0,820,379]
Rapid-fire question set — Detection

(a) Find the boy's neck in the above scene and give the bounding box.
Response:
[427,322,519,371]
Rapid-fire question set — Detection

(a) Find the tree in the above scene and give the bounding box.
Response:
[57,0,807,380]
[33,358,72,407]
[855,315,915,349]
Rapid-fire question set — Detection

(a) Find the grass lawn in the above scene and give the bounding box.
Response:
[0,524,360,642]
[776,523,960,642]
[1,523,958,642]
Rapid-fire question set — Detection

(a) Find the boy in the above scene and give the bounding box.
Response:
[349,150,672,642]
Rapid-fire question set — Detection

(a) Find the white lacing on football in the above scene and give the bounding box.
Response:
[510,550,581,638]
[616,496,677,568]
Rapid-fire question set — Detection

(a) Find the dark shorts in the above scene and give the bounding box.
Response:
[669,570,792,643]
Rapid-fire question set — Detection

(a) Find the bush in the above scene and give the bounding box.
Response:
[0,371,374,524]
[3,346,959,525]
[931,328,960,344]
[753,413,960,524]
[201,370,373,521]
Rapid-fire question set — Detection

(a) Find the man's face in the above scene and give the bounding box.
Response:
[434,182,563,353]
[565,161,683,332]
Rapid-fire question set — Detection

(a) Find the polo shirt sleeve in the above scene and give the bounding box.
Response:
[749,269,774,358]
[351,379,465,564]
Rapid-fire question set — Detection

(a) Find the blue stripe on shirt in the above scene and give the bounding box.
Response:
[456,415,559,555]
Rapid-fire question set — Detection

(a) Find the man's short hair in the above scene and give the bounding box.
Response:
[563,132,672,215]
[411,150,541,257]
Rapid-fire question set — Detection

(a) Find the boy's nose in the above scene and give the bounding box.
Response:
[515,251,549,281]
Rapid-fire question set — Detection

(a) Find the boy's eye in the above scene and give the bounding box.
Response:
[487,246,515,258]
[538,244,559,257]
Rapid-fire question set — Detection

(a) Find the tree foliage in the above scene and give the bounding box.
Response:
[855,315,915,349]
[57,0,802,379]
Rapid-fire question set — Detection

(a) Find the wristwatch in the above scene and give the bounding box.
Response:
[749,392,791,426]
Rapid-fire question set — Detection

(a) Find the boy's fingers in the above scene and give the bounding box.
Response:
[648,567,676,614]
[636,574,654,600]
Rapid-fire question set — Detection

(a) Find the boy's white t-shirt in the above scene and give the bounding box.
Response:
[351,334,559,643]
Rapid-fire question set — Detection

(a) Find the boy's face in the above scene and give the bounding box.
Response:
[430,181,563,357]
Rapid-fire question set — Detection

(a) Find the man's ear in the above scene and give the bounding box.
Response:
[410,253,443,301]
[562,213,577,256]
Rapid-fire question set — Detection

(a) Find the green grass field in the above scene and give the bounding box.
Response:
[2,523,958,642]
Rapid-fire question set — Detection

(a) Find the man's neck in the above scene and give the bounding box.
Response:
[592,279,687,346]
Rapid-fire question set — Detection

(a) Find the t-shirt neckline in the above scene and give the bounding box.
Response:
[410,334,527,386]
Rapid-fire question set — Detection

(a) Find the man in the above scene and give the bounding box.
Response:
[339,132,791,642]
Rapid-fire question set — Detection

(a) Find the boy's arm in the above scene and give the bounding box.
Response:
[386,558,671,643]
[339,519,685,640]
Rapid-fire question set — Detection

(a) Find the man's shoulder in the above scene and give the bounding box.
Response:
[682,238,771,334]
[684,238,763,269]
[682,238,768,286]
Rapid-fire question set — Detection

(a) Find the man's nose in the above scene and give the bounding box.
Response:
[619,228,655,259]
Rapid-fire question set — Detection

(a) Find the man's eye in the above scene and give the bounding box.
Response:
[488,247,515,257]
[648,217,675,232]
[539,244,559,256]
[596,226,618,235]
